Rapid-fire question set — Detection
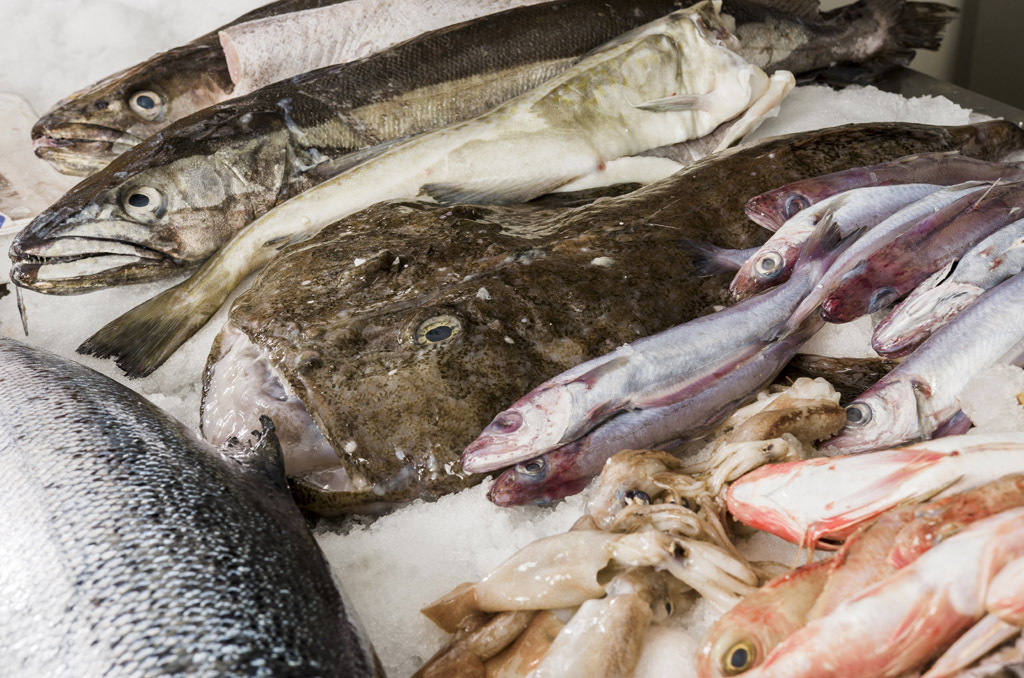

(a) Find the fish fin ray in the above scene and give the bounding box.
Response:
[677,239,754,276]
[421,177,565,205]
[634,93,707,112]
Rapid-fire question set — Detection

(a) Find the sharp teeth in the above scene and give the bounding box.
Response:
[36,255,145,281]
[20,238,163,261]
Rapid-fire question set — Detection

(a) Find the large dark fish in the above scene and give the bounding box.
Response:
[30,0,354,177]
[0,338,382,676]
[198,121,1024,514]
[12,0,958,296]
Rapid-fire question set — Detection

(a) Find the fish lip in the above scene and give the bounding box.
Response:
[32,122,144,174]
[461,438,528,474]
[10,236,177,292]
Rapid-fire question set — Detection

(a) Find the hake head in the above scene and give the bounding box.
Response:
[31,42,233,176]
[10,132,260,294]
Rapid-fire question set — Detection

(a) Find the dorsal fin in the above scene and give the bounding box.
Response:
[221,415,288,491]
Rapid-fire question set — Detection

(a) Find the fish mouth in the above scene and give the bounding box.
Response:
[202,325,370,488]
[10,236,178,293]
[31,122,144,176]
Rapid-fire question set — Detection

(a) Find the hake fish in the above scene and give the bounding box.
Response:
[31,0,355,176]
[0,338,382,677]
[13,0,957,297]
[14,0,703,294]
[198,121,1021,514]
[80,0,798,377]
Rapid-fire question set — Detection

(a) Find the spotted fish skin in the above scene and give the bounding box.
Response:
[0,338,381,677]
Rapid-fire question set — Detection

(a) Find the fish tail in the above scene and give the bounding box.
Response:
[888,0,960,52]
[77,272,236,378]
[855,0,959,67]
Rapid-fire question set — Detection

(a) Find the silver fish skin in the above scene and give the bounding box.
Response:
[820,179,1024,323]
[730,182,943,301]
[0,338,381,677]
[872,217,1024,357]
[781,180,992,334]
[822,271,1024,455]
[744,153,1024,232]
[463,214,855,474]
[487,316,823,506]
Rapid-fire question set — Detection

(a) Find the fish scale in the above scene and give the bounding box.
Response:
[0,338,381,677]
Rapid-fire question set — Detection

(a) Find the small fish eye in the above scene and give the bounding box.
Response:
[489,411,522,434]
[721,640,757,675]
[122,186,165,223]
[783,193,810,219]
[516,458,546,476]
[754,251,784,278]
[415,315,462,346]
[845,402,873,426]
[624,489,651,505]
[128,90,164,120]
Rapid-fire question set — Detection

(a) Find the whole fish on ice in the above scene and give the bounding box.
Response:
[462,213,855,476]
[726,432,1024,549]
[81,0,799,377]
[195,122,1012,513]
[872,217,1024,357]
[0,337,381,676]
[824,270,1024,454]
[744,152,1024,231]
[16,0,702,294]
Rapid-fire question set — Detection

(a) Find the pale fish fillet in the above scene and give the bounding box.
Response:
[221,0,550,96]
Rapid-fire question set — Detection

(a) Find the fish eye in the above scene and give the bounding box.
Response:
[122,186,165,223]
[721,640,757,675]
[488,411,523,434]
[516,458,546,476]
[754,252,784,278]
[845,402,873,426]
[128,90,164,121]
[623,489,650,505]
[783,193,810,219]
[415,315,462,346]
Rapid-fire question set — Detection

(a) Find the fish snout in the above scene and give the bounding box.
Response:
[31,120,143,175]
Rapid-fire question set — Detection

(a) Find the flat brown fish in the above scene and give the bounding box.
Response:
[200,121,1024,514]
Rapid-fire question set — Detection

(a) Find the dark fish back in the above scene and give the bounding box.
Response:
[0,338,379,676]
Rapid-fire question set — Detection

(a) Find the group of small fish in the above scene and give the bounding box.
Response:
[12,0,1024,674]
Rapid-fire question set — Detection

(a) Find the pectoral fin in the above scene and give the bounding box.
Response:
[713,70,796,153]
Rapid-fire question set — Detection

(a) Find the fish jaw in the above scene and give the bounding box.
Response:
[10,147,256,292]
[818,379,921,455]
[31,120,145,177]
[871,282,984,358]
[201,324,347,478]
[33,42,233,175]
[487,442,592,507]
[462,387,574,474]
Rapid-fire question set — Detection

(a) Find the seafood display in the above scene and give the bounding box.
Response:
[0,338,382,676]
[196,120,1013,514]
[15,0,1024,676]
